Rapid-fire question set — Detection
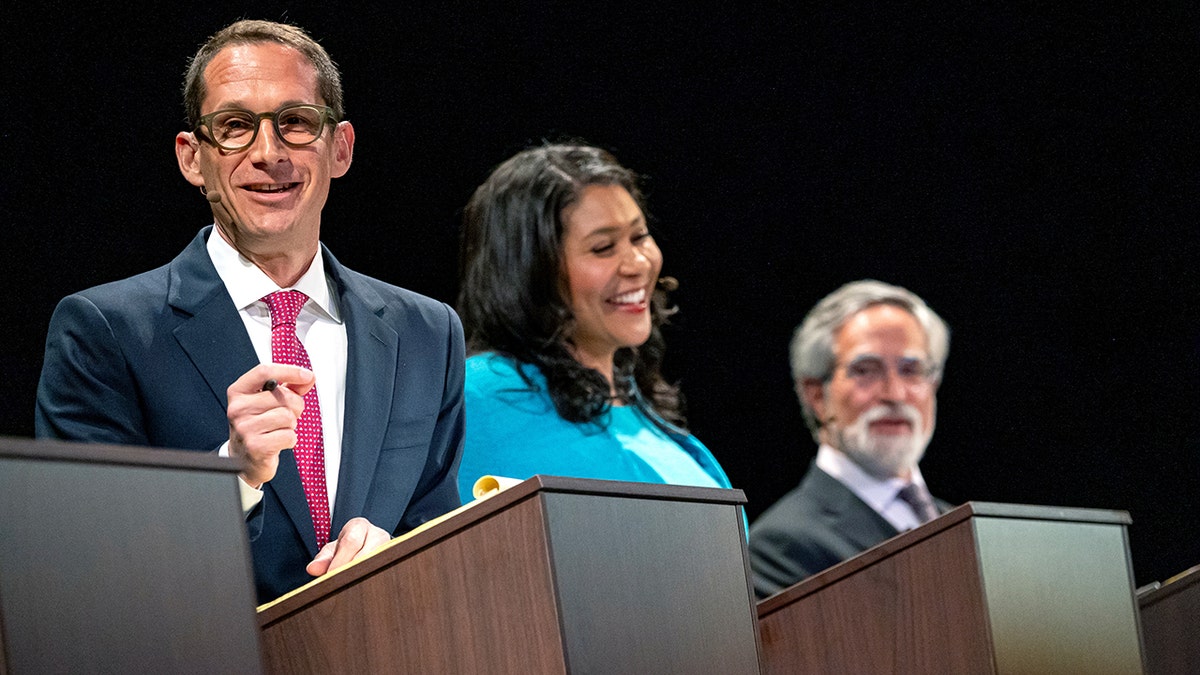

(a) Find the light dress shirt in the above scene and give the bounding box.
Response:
[208,229,348,517]
[815,443,930,532]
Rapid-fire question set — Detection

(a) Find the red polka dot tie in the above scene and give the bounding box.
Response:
[264,290,330,547]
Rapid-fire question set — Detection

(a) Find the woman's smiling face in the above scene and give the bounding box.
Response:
[560,183,663,377]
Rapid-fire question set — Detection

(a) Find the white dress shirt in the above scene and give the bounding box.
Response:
[208,230,348,516]
[815,444,930,532]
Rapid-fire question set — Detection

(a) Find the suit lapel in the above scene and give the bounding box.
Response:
[809,466,900,550]
[325,251,397,533]
[269,450,318,554]
[168,228,258,409]
[168,226,319,556]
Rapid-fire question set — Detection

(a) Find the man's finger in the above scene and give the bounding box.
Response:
[324,523,369,572]
[229,363,315,396]
[305,518,391,577]
[305,540,338,577]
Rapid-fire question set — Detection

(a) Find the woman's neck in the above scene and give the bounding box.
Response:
[567,344,619,399]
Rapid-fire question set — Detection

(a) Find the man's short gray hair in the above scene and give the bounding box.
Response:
[790,280,950,441]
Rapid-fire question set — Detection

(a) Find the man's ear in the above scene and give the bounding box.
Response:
[800,378,828,424]
[330,121,354,178]
[175,132,206,188]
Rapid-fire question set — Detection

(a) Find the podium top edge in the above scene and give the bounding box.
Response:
[0,436,243,474]
[522,475,748,504]
[961,501,1132,525]
[1138,563,1200,606]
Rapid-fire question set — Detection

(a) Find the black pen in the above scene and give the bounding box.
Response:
[262,379,278,392]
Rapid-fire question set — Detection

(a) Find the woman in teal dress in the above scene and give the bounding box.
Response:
[455,143,732,501]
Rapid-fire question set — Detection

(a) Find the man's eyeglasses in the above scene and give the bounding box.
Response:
[194,104,337,151]
[834,355,938,387]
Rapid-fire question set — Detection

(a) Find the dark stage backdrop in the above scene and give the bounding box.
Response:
[4,5,1198,587]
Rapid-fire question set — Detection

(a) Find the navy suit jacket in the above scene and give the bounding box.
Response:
[748,461,948,599]
[36,227,465,603]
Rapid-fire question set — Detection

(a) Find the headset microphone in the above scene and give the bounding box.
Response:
[203,189,244,237]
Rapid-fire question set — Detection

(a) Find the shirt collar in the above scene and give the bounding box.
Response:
[815,443,927,513]
[206,226,340,322]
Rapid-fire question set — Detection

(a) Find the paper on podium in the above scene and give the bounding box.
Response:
[256,476,522,612]
[472,474,523,499]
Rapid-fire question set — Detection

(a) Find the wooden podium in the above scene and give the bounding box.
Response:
[1138,565,1200,674]
[0,437,263,674]
[757,502,1145,674]
[258,476,761,674]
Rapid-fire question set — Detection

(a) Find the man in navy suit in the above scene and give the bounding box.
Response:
[35,20,464,603]
[749,280,952,599]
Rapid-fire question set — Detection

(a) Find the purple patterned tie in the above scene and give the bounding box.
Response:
[263,290,330,547]
[896,482,940,524]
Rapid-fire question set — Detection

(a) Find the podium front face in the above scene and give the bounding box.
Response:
[542,491,757,673]
[258,477,761,674]
[757,502,1145,675]
[972,516,1144,673]
[0,438,263,675]
[1139,565,1200,675]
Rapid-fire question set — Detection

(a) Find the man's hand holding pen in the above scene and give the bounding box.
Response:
[226,363,316,488]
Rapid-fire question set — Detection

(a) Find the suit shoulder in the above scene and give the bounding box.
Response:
[352,272,440,305]
[750,489,851,564]
[750,486,809,536]
[343,269,453,312]
[53,263,175,325]
[751,471,829,526]
[338,268,461,334]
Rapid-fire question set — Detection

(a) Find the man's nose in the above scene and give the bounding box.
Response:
[248,117,287,163]
[879,367,907,401]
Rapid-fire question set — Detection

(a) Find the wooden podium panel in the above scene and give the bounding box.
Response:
[0,437,263,674]
[1138,565,1200,675]
[258,476,761,674]
[757,502,1144,674]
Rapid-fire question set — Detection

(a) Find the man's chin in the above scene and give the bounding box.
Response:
[222,213,304,241]
[843,436,927,479]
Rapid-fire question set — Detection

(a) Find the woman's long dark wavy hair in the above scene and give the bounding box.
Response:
[457,143,686,429]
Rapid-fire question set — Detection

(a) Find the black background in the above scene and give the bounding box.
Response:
[4,4,1198,587]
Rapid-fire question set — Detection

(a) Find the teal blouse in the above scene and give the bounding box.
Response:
[458,352,732,501]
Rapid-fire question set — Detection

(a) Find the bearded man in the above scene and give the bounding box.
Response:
[748,280,953,599]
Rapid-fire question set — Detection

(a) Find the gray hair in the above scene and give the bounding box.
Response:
[790,280,950,441]
[182,20,344,129]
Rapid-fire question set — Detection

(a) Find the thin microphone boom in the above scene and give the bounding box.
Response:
[203,189,246,237]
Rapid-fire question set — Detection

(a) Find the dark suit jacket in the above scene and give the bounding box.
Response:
[748,461,947,599]
[36,227,465,602]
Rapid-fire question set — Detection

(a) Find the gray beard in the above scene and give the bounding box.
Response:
[833,404,932,480]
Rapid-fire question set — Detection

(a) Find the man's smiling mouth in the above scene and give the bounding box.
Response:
[243,182,298,193]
